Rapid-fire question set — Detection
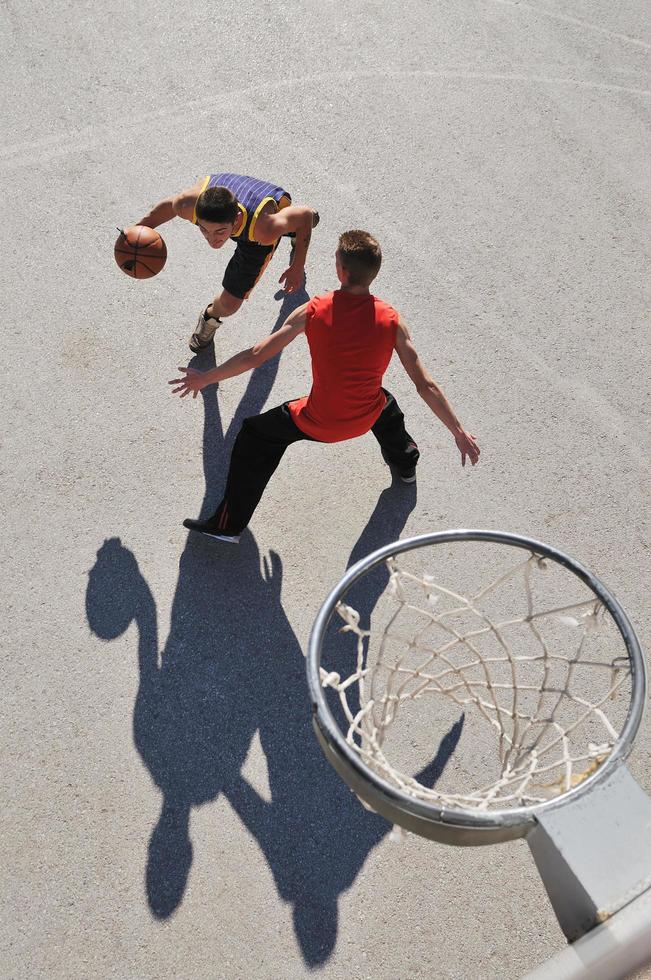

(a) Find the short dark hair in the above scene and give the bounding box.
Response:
[337,230,382,286]
[195,186,239,224]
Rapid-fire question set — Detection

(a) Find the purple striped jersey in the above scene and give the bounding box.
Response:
[192,172,292,243]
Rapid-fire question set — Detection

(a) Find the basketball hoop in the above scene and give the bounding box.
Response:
[307,530,646,847]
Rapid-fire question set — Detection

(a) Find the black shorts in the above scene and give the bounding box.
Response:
[222,239,280,300]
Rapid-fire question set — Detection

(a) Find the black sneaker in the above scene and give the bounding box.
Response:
[380,449,417,484]
[183,518,240,544]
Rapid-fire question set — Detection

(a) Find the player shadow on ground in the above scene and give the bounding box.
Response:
[187,283,310,515]
[85,291,463,967]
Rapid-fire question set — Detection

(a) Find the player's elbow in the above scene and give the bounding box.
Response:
[293,206,314,230]
[249,345,264,365]
[249,341,273,367]
[416,378,439,399]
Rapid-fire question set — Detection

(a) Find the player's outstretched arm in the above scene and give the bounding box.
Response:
[395,317,480,467]
[135,183,203,228]
[169,304,309,399]
[257,206,319,294]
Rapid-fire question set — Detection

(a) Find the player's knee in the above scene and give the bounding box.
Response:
[239,415,262,440]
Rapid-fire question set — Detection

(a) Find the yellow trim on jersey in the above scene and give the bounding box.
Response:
[191,175,212,224]
[248,195,278,242]
[231,203,248,239]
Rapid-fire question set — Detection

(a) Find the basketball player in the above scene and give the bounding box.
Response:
[169,230,480,543]
[133,172,319,352]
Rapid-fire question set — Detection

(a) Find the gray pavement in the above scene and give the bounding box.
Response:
[1,1,650,977]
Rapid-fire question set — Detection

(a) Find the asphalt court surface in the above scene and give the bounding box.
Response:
[1,1,650,977]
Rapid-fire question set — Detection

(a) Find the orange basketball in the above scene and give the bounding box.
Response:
[114,225,167,279]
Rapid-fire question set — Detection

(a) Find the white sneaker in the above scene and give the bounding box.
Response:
[189,309,222,352]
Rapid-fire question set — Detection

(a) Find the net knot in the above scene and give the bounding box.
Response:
[320,668,341,688]
[337,602,369,637]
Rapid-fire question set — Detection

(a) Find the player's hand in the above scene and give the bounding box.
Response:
[455,430,480,467]
[168,366,209,399]
[278,262,304,294]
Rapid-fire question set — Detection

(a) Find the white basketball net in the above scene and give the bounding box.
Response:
[320,551,632,811]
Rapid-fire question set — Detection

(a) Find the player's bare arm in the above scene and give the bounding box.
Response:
[135,182,204,228]
[256,205,318,294]
[395,316,480,467]
[169,303,309,398]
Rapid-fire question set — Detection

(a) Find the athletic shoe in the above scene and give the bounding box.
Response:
[189,309,222,353]
[380,449,417,484]
[183,518,240,544]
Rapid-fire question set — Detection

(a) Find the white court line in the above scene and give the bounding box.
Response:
[235,93,651,468]
[492,0,651,51]
[4,64,647,461]
[1,68,649,170]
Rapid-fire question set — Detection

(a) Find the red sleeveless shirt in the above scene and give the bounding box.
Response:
[288,290,398,443]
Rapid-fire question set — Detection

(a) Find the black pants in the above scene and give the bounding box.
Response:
[209,389,419,535]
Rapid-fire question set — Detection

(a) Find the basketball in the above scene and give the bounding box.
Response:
[114,225,167,279]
